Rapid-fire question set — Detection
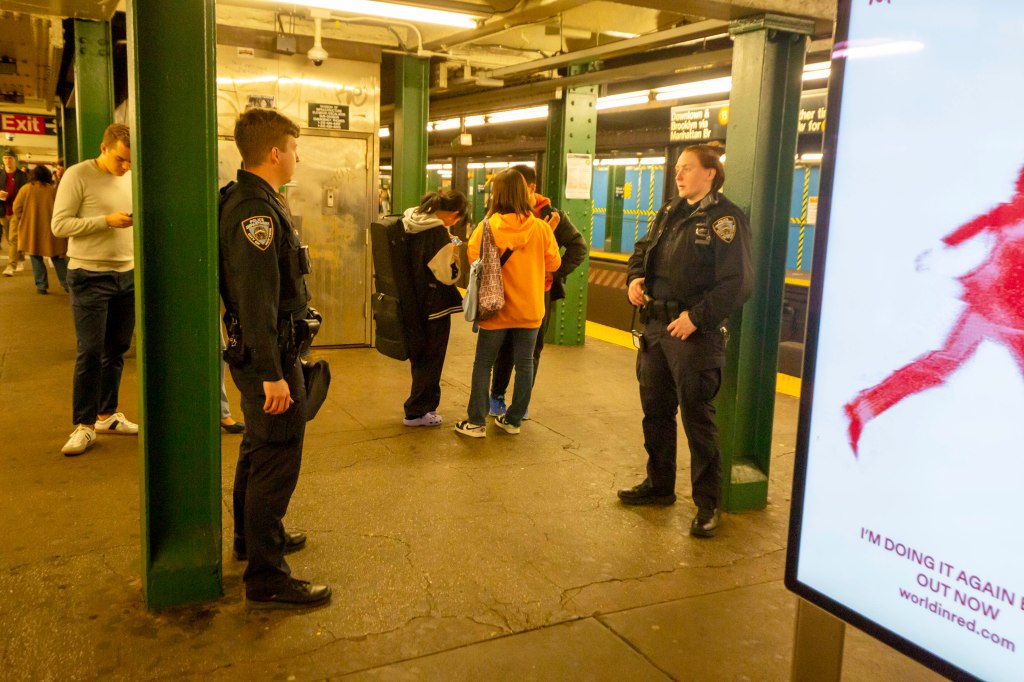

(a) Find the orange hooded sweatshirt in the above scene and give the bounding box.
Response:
[467,211,561,330]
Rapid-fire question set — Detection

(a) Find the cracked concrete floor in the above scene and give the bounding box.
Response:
[0,279,945,681]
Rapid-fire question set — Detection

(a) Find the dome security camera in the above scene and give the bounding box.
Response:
[307,44,328,67]
[308,15,327,67]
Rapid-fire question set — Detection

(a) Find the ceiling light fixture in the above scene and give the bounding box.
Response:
[653,76,732,102]
[596,90,651,111]
[284,0,480,28]
[486,106,549,124]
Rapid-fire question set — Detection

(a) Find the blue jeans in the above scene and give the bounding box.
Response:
[468,327,538,426]
[67,269,136,425]
[30,255,69,292]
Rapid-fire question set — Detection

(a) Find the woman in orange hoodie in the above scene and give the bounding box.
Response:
[456,168,561,437]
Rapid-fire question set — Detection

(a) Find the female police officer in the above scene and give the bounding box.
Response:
[617,144,753,538]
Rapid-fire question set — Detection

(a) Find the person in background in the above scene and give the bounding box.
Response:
[400,190,467,427]
[618,144,752,539]
[11,165,67,294]
[54,160,65,186]
[455,168,561,437]
[1,149,28,276]
[219,327,245,434]
[488,164,587,419]
[51,124,137,457]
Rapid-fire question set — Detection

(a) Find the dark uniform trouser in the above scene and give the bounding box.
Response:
[405,314,452,419]
[636,323,723,511]
[230,358,306,596]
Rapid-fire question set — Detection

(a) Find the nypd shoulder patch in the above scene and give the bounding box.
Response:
[242,215,274,251]
[712,216,737,244]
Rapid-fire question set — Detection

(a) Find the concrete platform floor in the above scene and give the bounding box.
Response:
[0,271,946,681]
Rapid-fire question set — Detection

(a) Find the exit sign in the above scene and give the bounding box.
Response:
[1,113,57,136]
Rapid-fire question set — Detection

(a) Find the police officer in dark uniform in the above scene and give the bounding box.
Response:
[219,108,330,608]
[618,144,753,538]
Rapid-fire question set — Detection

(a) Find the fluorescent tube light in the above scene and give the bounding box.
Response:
[799,153,824,162]
[653,76,732,102]
[597,158,640,166]
[486,106,549,124]
[430,118,462,131]
[597,90,651,111]
[282,0,479,28]
[464,115,486,128]
[640,157,666,165]
[378,128,390,138]
[468,162,485,169]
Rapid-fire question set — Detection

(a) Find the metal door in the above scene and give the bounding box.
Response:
[217,131,373,347]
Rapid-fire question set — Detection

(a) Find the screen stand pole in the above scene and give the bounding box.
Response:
[791,598,845,681]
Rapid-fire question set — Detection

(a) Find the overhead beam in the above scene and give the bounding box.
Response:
[395,48,733,121]
[619,0,834,21]
[485,19,729,79]
[423,0,584,51]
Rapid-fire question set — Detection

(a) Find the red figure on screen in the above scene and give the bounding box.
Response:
[845,166,1024,455]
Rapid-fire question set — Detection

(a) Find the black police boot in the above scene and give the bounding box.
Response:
[233,530,308,561]
[246,579,331,610]
[617,480,676,506]
[690,508,721,538]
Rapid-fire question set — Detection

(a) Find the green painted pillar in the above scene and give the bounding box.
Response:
[544,74,597,346]
[62,106,78,166]
[127,0,221,609]
[718,14,813,512]
[604,165,625,253]
[72,19,113,156]
[393,55,428,214]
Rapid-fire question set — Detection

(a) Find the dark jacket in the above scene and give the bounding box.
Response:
[1,167,28,216]
[401,207,463,321]
[219,169,310,382]
[534,195,587,301]
[627,192,753,331]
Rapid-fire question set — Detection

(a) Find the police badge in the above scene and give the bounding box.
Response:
[712,216,737,243]
[242,216,274,250]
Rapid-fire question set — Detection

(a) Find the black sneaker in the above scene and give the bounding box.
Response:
[234,530,308,561]
[617,480,676,506]
[690,509,721,538]
[247,578,331,609]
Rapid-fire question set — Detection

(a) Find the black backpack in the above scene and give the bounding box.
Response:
[369,216,424,361]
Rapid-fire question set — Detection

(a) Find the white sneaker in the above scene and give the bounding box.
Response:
[62,425,96,456]
[1,265,13,277]
[15,261,24,271]
[95,412,139,435]
[454,420,486,438]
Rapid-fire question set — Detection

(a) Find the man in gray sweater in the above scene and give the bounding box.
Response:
[52,123,136,456]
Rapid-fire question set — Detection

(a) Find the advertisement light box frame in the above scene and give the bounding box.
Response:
[785,2,1024,681]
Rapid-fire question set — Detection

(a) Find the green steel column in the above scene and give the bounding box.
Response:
[72,19,113,157]
[62,106,78,166]
[718,14,813,512]
[544,73,597,346]
[604,165,625,252]
[127,0,221,609]
[393,56,428,213]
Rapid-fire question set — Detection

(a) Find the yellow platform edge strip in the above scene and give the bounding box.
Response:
[584,321,801,398]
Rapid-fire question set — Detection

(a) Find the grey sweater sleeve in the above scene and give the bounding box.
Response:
[51,165,109,238]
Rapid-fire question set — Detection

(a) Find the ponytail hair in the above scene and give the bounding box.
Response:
[417,190,468,216]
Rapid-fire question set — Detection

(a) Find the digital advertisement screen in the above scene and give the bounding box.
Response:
[786,1,1024,680]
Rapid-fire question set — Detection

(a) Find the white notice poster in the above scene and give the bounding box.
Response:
[564,153,593,200]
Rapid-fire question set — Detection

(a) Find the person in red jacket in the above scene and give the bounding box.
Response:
[456,168,561,437]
